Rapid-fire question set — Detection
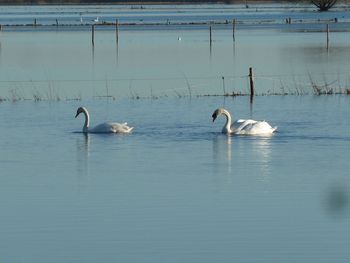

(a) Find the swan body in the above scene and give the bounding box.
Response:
[212,108,277,135]
[75,107,133,134]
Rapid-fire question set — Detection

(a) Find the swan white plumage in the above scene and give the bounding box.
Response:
[75,106,133,134]
[212,108,277,135]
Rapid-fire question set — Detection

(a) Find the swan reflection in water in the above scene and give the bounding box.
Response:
[212,134,273,183]
[212,135,232,178]
[250,136,273,180]
[75,133,90,188]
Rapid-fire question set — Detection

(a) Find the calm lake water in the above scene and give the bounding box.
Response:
[1,13,350,99]
[0,4,350,263]
[0,96,350,262]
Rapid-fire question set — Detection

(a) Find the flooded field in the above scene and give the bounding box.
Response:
[0,3,350,263]
[0,3,350,99]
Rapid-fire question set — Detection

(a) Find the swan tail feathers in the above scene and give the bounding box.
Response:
[118,125,133,133]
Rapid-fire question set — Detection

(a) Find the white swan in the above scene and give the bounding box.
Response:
[212,108,277,135]
[75,106,133,134]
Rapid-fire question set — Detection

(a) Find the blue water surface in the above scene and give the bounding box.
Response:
[0,96,349,262]
[0,3,349,262]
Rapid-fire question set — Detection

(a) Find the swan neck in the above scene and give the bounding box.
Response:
[222,109,232,133]
[82,108,90,132]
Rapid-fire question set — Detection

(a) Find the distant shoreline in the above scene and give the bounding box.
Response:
[0,1,317,6]
[0,1,349,7]
[0,0,349,6]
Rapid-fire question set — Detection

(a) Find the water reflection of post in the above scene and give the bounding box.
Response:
[76,133,90,189]
[115,42,119,66]
[326,24,329,51]
[232,34,236,56]
[116,19,119,45]
[0,25,2,59]
[209,39,212,60]
[115,19,119,65]
[92,45,95,65]
[232,19,236,42]
[249,96,253,118]
[91,25,95,65]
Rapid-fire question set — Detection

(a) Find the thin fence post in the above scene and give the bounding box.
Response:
[232,19,236,42]
[0,24,2,31]
[222,76,226,95]
[56,19,58,26]
[326,24,329,50]
[209,25,212,44]
[116,19,119,44]
[92,24,95,46]
[249,67,254,102]
[34,19,37,26]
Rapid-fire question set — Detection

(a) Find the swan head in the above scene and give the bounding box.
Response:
[75,106,86,118]
[212,108,225,122]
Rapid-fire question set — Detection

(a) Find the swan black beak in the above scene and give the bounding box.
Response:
[75,112,79,118]
[212,113,217,123]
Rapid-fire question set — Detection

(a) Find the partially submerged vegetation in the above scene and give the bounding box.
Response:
[1,73,350,102]
[0,2,348,102]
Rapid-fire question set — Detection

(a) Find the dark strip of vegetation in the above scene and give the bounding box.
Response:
[0,0,281,4]
[0,0,345,5]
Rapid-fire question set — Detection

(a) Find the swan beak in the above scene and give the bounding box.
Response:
[212,114,217,122]
[75,112,79,118]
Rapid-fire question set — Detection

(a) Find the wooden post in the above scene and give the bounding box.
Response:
[34,19,37,26]
[222,76,226,95]
[326,24,329,50]
[232,19,236,42]
[0,25,2,31]
[92,25,95,46]
[249,67,254,101]
[116,19,119,44]
[209,26,212,44]
[56,19,58,26]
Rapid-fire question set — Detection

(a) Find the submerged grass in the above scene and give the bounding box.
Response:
[1,72,350,103]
